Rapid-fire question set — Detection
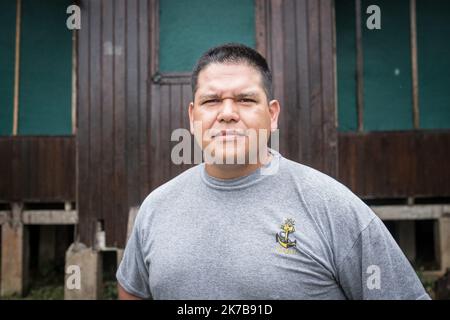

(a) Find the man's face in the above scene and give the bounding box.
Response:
[189,62,280,164]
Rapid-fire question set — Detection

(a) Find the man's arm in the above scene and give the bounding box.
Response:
[117,283,143,300]
[338,216,430,299]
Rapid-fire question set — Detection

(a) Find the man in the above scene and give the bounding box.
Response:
[116,43,430,300]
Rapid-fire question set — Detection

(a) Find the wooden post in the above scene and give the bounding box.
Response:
[1,203,29,297]
[355,0,364,132]
[410,0,420,129]
[437,217,450,273]
[255,0,268,58]
[12,0,22,136]
[71,29,77,135]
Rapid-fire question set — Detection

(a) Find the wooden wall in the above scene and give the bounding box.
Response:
[0,0,447,251]
[76,0,338,248]
[0,137,75,202]
[338,130,450,199]
[77,0,151,247]
[258,0,338,178]
[76,0,449,249]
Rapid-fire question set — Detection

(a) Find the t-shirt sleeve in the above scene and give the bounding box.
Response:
[116,211,152,299]
[337,216,431,300]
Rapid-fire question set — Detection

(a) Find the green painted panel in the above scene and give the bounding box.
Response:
[417,0,450,129]
[0,0,16,136]
[362,0,413,131]
[19,0,72,135]
[336,0,358,132]
[159,0,255,73]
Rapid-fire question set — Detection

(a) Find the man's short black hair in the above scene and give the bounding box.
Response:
[191,43,273,101]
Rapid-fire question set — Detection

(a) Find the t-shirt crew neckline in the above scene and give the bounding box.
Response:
[200,148,281,190]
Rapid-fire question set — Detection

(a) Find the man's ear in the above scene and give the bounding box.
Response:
[268,100,281,131]
[188,102,195,134]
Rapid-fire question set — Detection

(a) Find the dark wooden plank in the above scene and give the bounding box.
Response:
[269,0,284,116]
[320,0,338,178]
[147,0,158,193]
[34,137,44,200]
[113,0,127,248]
[126,0,140,212]
[160,84,171,186]
[307,0,324,172]
[11,136,30,200]
[150,83,161,191]
[263,0,272,68]
[101,0,115,247]
[170,84,183,177]
[0,139,12,200]
[295,0,311,165]
[43,137,54,199]
[181,84,193,170]
[281,0,299,162]
[61,137,76,200]
[149,0,159,75]
[181,84,192,131]
[10,137,20,200]
[268,0,285,156]
[77,0,92,245]
[89,0,103,244]
[355,0,364,132]
[29,137,39,199]
[138,0,150,202]
[255,0,268,58]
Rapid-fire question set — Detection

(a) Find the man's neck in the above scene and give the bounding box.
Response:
[205,150,273,179]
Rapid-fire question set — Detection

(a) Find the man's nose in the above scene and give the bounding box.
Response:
[217,98,239,123]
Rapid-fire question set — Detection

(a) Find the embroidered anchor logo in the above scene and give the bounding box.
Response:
[276,218,297,248]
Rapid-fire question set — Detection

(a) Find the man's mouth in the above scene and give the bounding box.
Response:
[211,129,247,139]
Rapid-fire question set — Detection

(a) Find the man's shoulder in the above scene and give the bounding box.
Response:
[281,156,376,221]
[281,157,353,197]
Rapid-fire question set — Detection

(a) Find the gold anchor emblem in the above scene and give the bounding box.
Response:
[276,218,297,248]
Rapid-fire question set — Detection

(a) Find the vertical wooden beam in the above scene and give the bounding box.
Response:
[355,0,364,132]
[437,217,450,273]
[332,0,338,131]
[149,0,159,76]
[295,0,310,164]
[320,0,338,178]
[255,0,268,58]
[12,0,22,136]
[72,29,78,135]
[410,0,420,129]
[1,203,29,297]
[270,0,284,107]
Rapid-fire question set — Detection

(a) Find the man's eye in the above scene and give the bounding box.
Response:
[238,99,255,103]
[203,99,220,105]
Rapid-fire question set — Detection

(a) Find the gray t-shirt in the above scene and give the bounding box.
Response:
[116,150,430,300]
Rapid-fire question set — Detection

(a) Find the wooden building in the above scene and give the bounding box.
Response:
[0,0,449,298]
